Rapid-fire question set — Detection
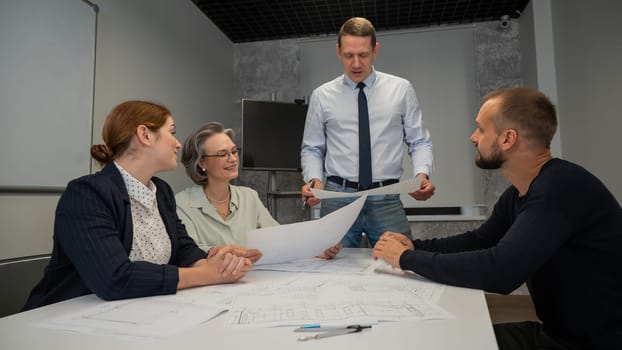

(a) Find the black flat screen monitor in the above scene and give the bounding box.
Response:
[241,99,308,171]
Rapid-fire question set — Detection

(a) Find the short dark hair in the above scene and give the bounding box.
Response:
[483,87,557,149]
[338,17,376,48]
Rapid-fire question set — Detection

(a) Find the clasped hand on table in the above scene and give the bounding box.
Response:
[373,232,414,269]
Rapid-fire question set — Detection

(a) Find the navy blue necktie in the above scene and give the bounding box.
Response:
[357,82,372,190]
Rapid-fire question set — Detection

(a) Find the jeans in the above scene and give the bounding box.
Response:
[320,180,412,248]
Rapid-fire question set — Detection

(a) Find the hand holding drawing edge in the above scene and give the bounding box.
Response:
[409,173,435,201]
[301,178,323,207]
[316,243,343,259]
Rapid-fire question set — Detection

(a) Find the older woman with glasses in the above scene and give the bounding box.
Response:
[176,122,341,263]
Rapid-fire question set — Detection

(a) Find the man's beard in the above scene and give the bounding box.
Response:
[475,145,505,170]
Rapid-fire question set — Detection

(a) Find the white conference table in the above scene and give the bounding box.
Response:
[0,249,498,350]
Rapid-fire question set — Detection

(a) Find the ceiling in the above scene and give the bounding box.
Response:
[191,0,530,43]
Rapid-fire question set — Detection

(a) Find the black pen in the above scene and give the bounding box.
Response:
[301,179,316,209]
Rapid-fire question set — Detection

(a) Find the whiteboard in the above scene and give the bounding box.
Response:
[299,26,483,207]
[0,0,96,190]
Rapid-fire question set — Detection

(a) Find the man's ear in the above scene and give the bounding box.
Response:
[499,129,517,150]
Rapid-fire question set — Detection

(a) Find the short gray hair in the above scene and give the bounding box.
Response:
[181,122,235,185]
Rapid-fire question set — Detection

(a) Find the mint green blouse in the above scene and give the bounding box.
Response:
[175,185,278,252]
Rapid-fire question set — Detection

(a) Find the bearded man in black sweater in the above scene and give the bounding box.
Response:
[373,87,622,350]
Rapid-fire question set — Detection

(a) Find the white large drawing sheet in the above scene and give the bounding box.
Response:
[247,195,367,265]
[35,293,229,340]
[225,273,451,328]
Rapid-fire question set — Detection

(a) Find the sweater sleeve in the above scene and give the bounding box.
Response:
[400,187,574,294]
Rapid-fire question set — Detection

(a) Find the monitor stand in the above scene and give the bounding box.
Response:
[266,170,302,221]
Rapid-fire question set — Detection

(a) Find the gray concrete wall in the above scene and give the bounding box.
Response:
[473,20,522,217]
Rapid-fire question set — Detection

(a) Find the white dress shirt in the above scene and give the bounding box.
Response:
[301,68,433,183]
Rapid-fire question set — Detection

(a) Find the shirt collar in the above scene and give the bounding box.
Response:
[113,161,157,208]
[343,67,377,89]
[189,186,209,208]
[229,186,239,210]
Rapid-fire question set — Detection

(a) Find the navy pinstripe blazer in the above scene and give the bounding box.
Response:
[23,162,207,310]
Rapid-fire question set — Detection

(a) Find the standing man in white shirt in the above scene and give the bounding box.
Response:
[300,17,435,248]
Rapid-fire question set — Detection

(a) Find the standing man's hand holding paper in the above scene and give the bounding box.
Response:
[410,173,435,200]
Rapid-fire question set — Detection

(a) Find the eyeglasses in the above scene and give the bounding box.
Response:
[202,147,241,160]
